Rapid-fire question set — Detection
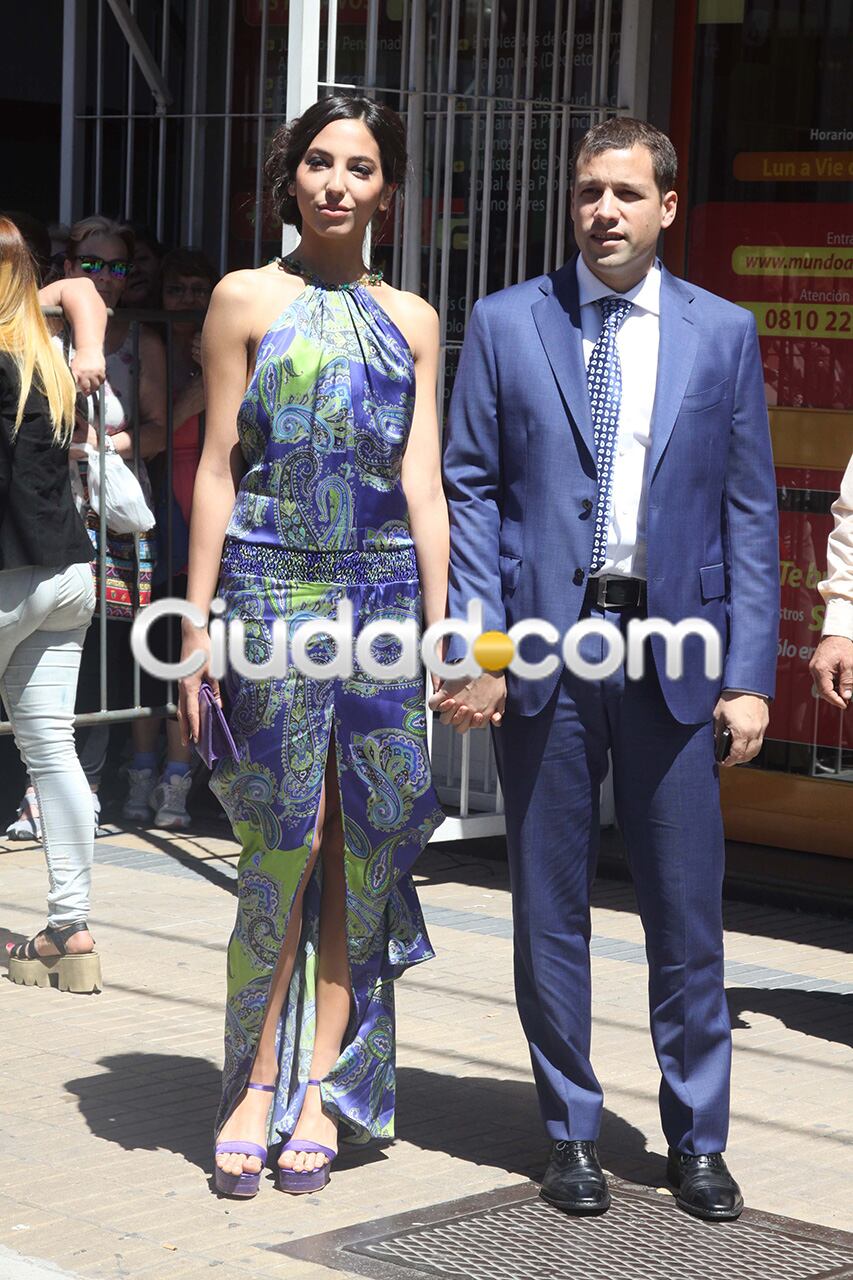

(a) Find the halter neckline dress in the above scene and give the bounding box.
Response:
[212,266,445,1148]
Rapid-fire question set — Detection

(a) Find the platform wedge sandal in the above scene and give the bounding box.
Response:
[214,1082,276,1197]
[277,1082,338,1195]
[6,922,102,993]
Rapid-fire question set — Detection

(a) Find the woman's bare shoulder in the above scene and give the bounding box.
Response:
[211,265,305,339]
[373,284,438,358]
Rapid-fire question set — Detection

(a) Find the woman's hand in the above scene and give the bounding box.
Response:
[173,376,205,428]
[177,624,221,746]
[70,344,107,395]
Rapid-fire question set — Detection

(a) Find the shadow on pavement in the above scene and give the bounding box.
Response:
[65,1052,220,1171]
[396,1066,667,1189]
[418,841,853,950]
[63,1053,668,1191]
[728,987,853,1050]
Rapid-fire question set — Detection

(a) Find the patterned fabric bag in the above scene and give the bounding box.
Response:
[86,515,156,621]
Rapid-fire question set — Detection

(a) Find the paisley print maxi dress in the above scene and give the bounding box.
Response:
[211,278,445,1149]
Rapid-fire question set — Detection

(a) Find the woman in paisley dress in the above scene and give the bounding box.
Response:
[178,96,448,1197]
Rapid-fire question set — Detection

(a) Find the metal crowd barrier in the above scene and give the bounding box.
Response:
[0,307,507,839]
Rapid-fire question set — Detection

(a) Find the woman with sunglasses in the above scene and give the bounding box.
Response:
[64,216,167,830]
[0,216,104,991]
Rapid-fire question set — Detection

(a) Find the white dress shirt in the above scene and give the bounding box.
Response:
[819,453,853,642]
[577,255,661,580]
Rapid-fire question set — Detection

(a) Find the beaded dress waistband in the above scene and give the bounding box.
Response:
[221,539,418,585]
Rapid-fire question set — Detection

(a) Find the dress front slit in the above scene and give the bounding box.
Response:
[211,278,445,1150]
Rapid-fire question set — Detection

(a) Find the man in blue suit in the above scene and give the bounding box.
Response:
[434,118,779,1220]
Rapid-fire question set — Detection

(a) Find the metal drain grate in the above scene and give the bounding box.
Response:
[273,1183,853,1280]
[349,1193,853,1280]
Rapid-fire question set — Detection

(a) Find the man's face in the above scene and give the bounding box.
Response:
[571,144,677,291]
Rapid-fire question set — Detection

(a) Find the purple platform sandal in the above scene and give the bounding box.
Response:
[214,1082,275,1197]
[277,1080,338,1195]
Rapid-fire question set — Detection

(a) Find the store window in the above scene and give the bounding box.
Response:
[679,0,852,803]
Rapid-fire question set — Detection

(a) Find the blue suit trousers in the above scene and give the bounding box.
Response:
[492,602,732,1154]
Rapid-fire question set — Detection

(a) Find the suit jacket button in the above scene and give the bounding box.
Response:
[573,568,585,586]
[581,499,593,515]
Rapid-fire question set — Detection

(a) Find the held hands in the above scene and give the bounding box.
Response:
[809,635,853,710]
[713,691,770,768]
[70,344,107,396]
[177,623,221,746]
[427,672,507,734]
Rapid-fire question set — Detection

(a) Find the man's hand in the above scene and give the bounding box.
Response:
[69,344,107,395]
[810,635,853,710]
[428,672,506,733]
[713,691,770,767]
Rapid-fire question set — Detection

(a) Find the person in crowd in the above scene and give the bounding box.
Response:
[0,216,105,993]
[120,225,164,310]
[62,216,167,830]
[5,246,109,842]
[810,454,853,707]
[177,95,447,1198]
[132,247,219,829]
[435,117,779,1221]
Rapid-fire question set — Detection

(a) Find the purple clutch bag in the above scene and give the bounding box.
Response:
[196,684,237,769]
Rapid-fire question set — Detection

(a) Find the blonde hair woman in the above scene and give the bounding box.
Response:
[0,216,104,992]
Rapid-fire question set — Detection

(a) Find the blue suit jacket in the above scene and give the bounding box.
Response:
[442,257,780,723]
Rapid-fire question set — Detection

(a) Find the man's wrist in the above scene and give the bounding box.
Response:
[821,596,853,643]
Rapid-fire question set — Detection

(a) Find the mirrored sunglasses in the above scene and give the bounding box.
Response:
[75,255,131,280]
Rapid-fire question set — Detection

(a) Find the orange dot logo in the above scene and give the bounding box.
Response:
[472,630,515,671]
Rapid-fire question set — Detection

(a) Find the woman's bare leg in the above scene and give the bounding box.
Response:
[279,742,350,1174]
[215,777,328,1180]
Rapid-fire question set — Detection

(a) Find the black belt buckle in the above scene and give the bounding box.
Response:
[594,576,646,609]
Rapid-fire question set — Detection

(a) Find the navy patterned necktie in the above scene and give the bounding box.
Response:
[587,296,633,574]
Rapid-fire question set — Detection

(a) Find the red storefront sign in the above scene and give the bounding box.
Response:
[772,466,851,749]
[689,202,852,411]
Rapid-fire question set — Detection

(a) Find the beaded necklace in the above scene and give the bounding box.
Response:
[276,254,383,291]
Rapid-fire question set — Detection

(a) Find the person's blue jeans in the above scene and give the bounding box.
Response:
[0,563,95,925]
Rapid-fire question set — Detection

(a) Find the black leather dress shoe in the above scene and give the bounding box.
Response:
[540,1140,611,1215]
[667,1149,744,1221]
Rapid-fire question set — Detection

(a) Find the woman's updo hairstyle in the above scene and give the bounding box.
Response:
[266,95,407,230]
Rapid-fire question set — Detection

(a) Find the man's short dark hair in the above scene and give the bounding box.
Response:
[572,117,678,195]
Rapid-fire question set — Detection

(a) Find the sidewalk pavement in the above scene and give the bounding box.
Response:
[0,820,851,1280]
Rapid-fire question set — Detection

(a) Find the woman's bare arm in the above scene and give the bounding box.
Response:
[397,295,450,676]
[178,272,254,740]
[38,277,107,393]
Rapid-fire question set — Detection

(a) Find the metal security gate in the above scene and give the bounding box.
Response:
[60,0,650,834]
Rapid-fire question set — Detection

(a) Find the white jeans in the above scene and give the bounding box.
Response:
[0,563,95,926]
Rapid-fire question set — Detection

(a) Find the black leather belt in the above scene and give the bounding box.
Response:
[584,576,647,609]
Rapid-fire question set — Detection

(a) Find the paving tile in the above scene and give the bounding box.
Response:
[1,831,851,1280]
